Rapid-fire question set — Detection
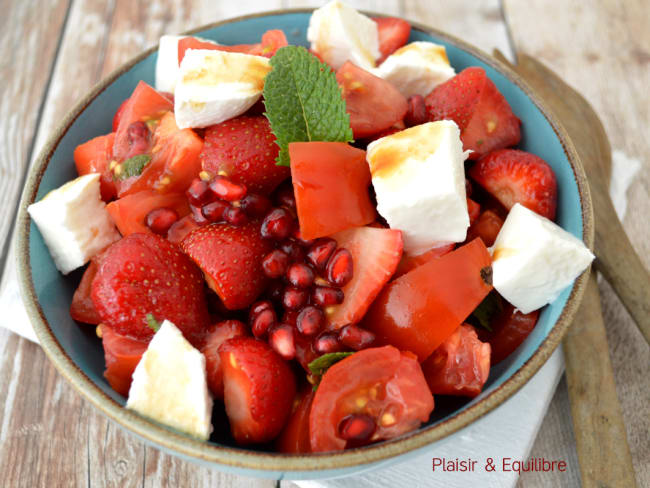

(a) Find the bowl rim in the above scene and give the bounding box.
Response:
[16,8,594,473]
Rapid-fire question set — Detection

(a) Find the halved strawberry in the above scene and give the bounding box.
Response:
[425,67,521,159]
[200,116,290,195]
[70,259,101,324]
[181,221,273,310]
[201,320,249,399]
[326,226,404,330]
[91,233,209,345]
[469,149,558,220]
[219,337,296,444]
[373,17,411,63]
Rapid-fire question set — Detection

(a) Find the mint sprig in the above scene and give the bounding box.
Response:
[263,46,354,166]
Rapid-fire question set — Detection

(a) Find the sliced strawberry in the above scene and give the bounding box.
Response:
[326,226,403,330]
[70,260,101,324]
[201,320,249,399]
[101,324,148,397]
[425,67,521,159]
[372,17,411,63]
[393,243,455,279]
[200,116,290,195]
[219,337,296,444]
[91,233,209,345]
[467,209,504,247]
[181,221,273,310]
[469,149,558,220]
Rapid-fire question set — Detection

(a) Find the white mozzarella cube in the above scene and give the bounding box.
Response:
[174,49,271,129]
[127,320,213,440]
[366,121,470,254]
[155,35,185,94]
[375,42,455,97]
[27,173,120,275]
[307,0,380,70]
[491,203,595,313]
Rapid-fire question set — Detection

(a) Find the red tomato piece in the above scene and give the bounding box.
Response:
[106,190,190,237]
[112,98,130,132]
[467,197,481,225]
[289,142,376,240]
[372,17,411,63]
[310,346,434,452]
[421,324,491,398]
[177,36,223,64]
[178,30,288,64]
[393,243,455,279]
[200,320,249,399]
[337,62,408,138]
[101,325,148,397]
[73,132,117,201]
[487,304,540,364]
[362,238,493,361]
[70,260,101,324]
[113,81,173,162]
[117,112,203,197]
[248,29,288,58]
[276,388,315,454]
[466,209,504,247]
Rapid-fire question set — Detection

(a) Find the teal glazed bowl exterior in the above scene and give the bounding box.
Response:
[17,9,593,480]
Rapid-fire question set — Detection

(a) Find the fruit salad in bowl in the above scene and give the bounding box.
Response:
[18,1,594,478]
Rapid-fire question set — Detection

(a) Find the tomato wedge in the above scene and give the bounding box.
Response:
[73,132,117,201]
[421,324,491,398]
[70,260,101,324]
[101,325,148,397]
[310,346,434,452]
[363,238,493,361]
[276,388,315,454]
[289,142,375,240]
[112,98,130,132]
[393,243,455,279]
[178,30,288,64]
[106,190,190,236]
[336,62,408,138]
[372,17,411,63]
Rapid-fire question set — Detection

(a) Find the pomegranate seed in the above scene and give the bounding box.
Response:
[306,238,337,271]
[250,300,274,316]
[280,239,305,262]
[314,333,344,354]
[201,200,229,222]
[186,178,212,206]
[190,204,209,225]
[268,281,284,303]
[286,263,315,288]
[282,309,299,327]
[126,121,150,154]
[339,325,375,351]
[224,206,248,226]
[269,324,296,360]
[283,286,308,310]
[275,183,296,209]
[261,208,294,240]
[404,94,427,127]
[145,207,179,235]
[338,414,376,442]
[293,228,314,247]
[240,193,272,217]
[312,286,344,307]
[262,250,289,278]
[250,308,277,338]
[296,306,324,336]
[326,248,354,287]
[209,176,247,201]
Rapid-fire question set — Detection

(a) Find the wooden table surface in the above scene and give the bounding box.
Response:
[0,1,648,487]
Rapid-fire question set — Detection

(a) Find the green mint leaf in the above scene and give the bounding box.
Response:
[145,313,160,332]
[263,46,354,166]
[117,154,151,180]
[469,291,503,331]
[308,352,354,377]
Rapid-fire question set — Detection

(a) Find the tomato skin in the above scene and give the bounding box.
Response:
[310,346,433,452]
[486,304,540,364]
[421,324,491,397]
[467,210,504,248]
[73,132,117,201]
[178,30,287,64]
[101,325,148,397]
[337,62,408,138]
[201,320,249,399]
[393,243,455,279]
[113,81,173,162]
[106,190,190,237]
[362,238,493,361]
[276,388,315,454]
[112,98,129,132]
[289,142,376,240]
[70,260,101,324]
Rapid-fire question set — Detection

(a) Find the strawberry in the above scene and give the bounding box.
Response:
[219,337,296,444]
[91,233,209,345]
[201,320,249,399]
[373,17,411,63]
[200,115,290,195]
[181,221,273,310]
[425,67,521,159]
[326,226,404,330]
[469,149,558,220]
[70,259,101,324]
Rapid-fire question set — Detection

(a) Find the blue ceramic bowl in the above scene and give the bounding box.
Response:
[17,9,593,480]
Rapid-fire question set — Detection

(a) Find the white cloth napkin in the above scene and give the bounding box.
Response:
[0,150,640,487]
